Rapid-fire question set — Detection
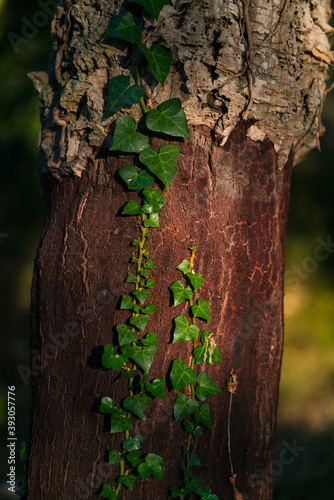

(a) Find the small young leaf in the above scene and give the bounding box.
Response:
[170,359,197,391]
[186,272,204,292]
[183,420,193,432]
[141,332,157,345]
[121,344,135,360]
[187,454,201,466]
[137,454,163,479]
[139,145,180,189]
[108,450,123,464]
[109,408,134,433]
[195,372,221,401]
[132,240,139,246]
[185,476,204,496]
[170,280,193,306]
[120,294,134,310]
[141,188,166,214]
[132,0,169,21]
[193,403,213,429]
[173,316,200,343]
[119,165,154,190]
[118,474,137,490]
[191,298,211,322]
[143,213,160,228]
[201,490,220,500]
[100,483,117,499]
[137,42,172,85]
[132,289,151,304]
[146,378,166,398]
[110,116,149,153]
[130,314,150,331]
[102,345,115,369]
[176,259,191,274]
[120,369,137,379]
[130,345,157,372]
[104,75,144,119]
[104,10,142,43]
[142,279,155,288]
[140,269,151,278]
[173,393,199,421]
[126,450,141,467]
[146,98,190,138]
[192,426,202,436]
[170,486,190,498]
[123,393,152,420]
[122,434,143,451]
[116,324,137,346]
[100,397,114,414]
[126,272,138,283]
[131,257,138,263]
[141,304,157,315]
[143,259,156,269]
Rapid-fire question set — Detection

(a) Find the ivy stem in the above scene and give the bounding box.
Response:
[136,66,148,114]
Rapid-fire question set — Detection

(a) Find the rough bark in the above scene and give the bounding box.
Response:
[26,1,331,499]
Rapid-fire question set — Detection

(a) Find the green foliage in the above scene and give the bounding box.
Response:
[186,272,204,292]
[100,483,117,499]
[119,165,154,190]
[191,298,211,322]
[138,453,163,479]
[137,42,172,85]
[110,116,149,153]
[129,314,150,331]
[139,145,179,189]
[141,332,157,345]
[104,10,142,43]
[194,404,213,429]
[132,288,151,304]
[120,294,134,310]
[193,330,222,364]
[109,408,134,433]
[108,450,123,464]
[130,345,157,372]
[104,75,144,119]
[123,434,143,451]
[141,187,166,213]
[173,393,199,421]
[173,316,200,343]
[118,474,137,490]
[170,280,193,306]
[131,0,170,21]
[170,359,197,390]
[116,324,137,346]
[176,259,191,274]
[123,393,152,420]
[146,378,166,398]
[195,372,221,401]
[146,98,190,138]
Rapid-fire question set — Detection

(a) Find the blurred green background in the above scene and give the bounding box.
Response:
[0,1,333,498]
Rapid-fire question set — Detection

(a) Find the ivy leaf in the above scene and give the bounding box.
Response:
[140,269,151,278]
[143,213,160,228]
[116,324,137,346]
[139,145,179,189]
[146,378,166,398]
[170,280,193,306]
[176,259,191,274]
[173,393,199,421]
[123,434,143,451]
[120,369,137,379]
[141,187,166,214]
[173,316,200,343]
[191,299,211,322]
[132,0,169,21]
[126,272,138,283]
[123,200,143,215]
[110,116,149,153]
[100,397,114,414]
[109,408,134,433]
[118,474,137,490]
[102,345,115,369]
[120,294,134,310]
[193,426,202,436]
[183,420,193,432]
[104,10,142,43]
[104,75,144,119]
[137,42,172,85]
[146,98,190,139]
[138,454,163,479]
[194,330,222,364]
[141,332,157,345]
[100,483,117,499]
[108,450,123,464]
[186,272,204,292]
[132,289,151,304]
[142,279,155,288]
[187,454,201,467]
[170,359,197,391]
[119,165,154,190]
[141,304,157,314]
[126,450,141,467]
[195,372,221,401]
[170,486,190,498]
[121,344,135,361]
[123,393,152,420]
[194,403,213,429]
[201,490,220,500]
[129,314,150,331]
[185,476,204,496]
[130,345,157,372]
[143,259,155,269]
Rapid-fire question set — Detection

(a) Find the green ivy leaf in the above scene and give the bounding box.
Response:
[170,359,197,391]
[183,420,193,432]
[131,0,169,20]
[130,345,157,372]
[129,314,150,332]
[146,98,190,138]
[139,145,179,189]
[143,279,155,288]
[137,42,172,85]
[141,332,157,345]
[120,294,134,310]
[185,476,204,496]
[110,116,149,153]
[173,316,200,343]
[170,281,193,306]
[116,324,137,346]
[141,187,166,214]
[119,165,155,191]
[173,393,199,421]
[193,403,213,429]
[121,344,135,360]
[126,272,138,283]
[193,426,202,436]
[141,304,157,315]
[120,369,137,379]
[146,378,166,398]
[186,272,204,292]
[108,450,123,464]
[104,10,142,43]
[201,490,220,500]
[100,483,117,499]
[138,454,163,479]
[143,213,160,228]
[122,200,143,215]
[187,454,201,466]
[118,474,137,490]
[143,259,155,269]
[123,393,152,420]
[104,75,144,119]
[176,259,191,274]
[123,434,143,451]
[170,486,190,498]
[102,345,115,369]
[140,269,151,278]
[132,289,151,304]
[126,450,141,467]
[109,408,134,433]
[194,330,222,364]
[100,397,114,414]
[191,298,211,322]
[195,372,221,401]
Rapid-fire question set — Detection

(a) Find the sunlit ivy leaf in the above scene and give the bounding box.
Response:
[140,269,151,278]
[195,372,221,401]
[141,332,157,345]
[193,330,222,364]
[187,453,201,466]
[120,294,134,310]
[131,0,169,20]
[143,213,160,228]
[126,272,138,284]
[104,10,142,43]
[176,259,191,274]
[126,450,141,467]
[173,316,200,343]
[123,434,143,451]
[173,393,199,421]
[139,145,179,189]
[100,397,114,414]
[194,403,213,429]
[141,187,166,214]
[142,279,155,288]
[116,324,137,346]
[132,289,151,304]
[108,450,123,464]
[130,345,157,372]
[191,299,211,322]
[118,474,137,490]
[170,280,193,306]
[122,200,143,216]
[146,378,166,398]
[138,454,163,479]
[119,165,154,191]
[170,359,197,391]
[121,344,135,360]
[185,476,204,496]
[146,98,190,138]
[100,483,117,499]
[109,408,134,433]
[170,486,190,498]
[130,314,150,331]
[143,259,155,269]
[141,304,157,315]
[137,42,172,85]
[104,75,144,119]
[110,116,149,153]
[186,272,204,292]
[124,393,152,420]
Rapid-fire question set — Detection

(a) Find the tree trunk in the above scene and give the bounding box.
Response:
[26,1,332,499]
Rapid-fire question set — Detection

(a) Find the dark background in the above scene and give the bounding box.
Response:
[0,1,333,498]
